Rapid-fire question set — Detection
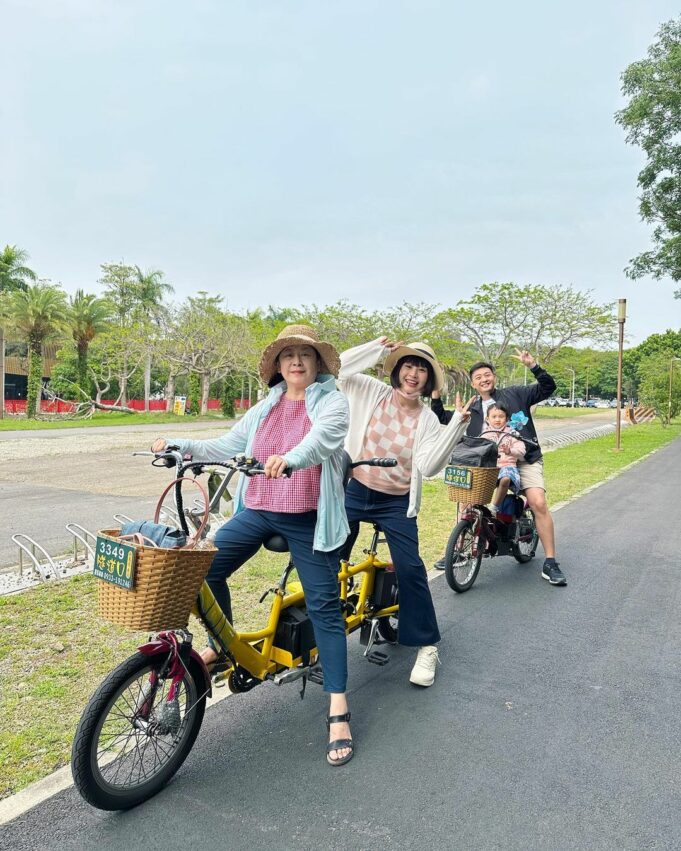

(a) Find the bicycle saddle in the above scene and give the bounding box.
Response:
[264,534,289,553]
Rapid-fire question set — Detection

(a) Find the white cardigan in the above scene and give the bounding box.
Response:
[338,338,468,518]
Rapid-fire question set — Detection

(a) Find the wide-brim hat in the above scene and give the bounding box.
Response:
[259,324,341,384]
[383,342,445,393]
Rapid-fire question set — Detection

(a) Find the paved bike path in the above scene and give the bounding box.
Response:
[2,438,680,850]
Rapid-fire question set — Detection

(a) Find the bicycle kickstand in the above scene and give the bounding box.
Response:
[360,618,390,666]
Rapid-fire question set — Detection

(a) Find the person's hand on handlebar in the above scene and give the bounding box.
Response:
[455,392,476,421]
[151,438,167,453]
[264,455,289,478]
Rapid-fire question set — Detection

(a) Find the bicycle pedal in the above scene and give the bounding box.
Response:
[366,651,389,666]
[308,668,324,686]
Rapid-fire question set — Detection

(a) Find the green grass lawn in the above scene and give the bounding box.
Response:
[0,411,227,431]
[0,420,679,799]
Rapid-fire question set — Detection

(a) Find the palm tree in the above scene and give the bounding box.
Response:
[6,282,69,417]
[69,289,112,393]
[133,266,173,411]
[0,245,38,418]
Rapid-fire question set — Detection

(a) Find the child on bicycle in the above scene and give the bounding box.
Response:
[483,401,526,515]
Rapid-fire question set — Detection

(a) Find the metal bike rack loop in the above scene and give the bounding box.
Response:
[65,523,96,561]
[11,534,58,582]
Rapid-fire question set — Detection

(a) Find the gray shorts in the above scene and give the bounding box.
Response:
[517,458,545,492]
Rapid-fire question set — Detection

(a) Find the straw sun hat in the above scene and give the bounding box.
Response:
[259,324,341,384]
[383,342,445,393]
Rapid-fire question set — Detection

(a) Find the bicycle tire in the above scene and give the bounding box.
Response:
[512,509,539,564]
[71,651,206,811]
[444,519,483,593]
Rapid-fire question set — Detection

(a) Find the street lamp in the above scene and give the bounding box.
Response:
[668,357,681,423]
[615,298,626,451]
[566,367,576,406]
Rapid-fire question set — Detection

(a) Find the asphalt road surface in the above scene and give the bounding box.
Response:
[0,412,615,569]
[2,434,678,850]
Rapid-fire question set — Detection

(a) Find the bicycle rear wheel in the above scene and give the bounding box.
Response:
[71,651,207,811]
[512,509,539,563]
[444,519,484,593]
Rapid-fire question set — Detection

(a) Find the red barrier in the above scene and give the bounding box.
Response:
[3,397,247,415]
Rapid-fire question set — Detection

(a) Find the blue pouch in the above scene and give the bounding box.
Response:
[120,520,187,549]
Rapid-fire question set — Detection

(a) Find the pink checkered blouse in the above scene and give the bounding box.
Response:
[352,390,421,495]
[245,397,321,513]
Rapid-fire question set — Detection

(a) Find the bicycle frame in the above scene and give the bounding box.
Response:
[147,451,399,686]
[194,524,397,683]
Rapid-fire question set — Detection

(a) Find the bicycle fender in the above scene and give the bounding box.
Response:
[138,639,213,698]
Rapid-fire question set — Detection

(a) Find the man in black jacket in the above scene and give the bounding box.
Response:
[431,350,566,586]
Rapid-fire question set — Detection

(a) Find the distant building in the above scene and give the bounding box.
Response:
[3,342,59,400]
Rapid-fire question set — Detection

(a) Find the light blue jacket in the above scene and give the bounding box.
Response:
[168,375,350,552]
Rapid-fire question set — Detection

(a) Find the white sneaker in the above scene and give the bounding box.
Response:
[409,645,440,687]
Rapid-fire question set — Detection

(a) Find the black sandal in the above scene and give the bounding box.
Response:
[326,712,354,767]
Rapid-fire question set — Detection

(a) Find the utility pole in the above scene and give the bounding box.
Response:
[615,299,626,451]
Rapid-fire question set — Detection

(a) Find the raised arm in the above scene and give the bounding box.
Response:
[337,337,391,383]
[511,349,556,405]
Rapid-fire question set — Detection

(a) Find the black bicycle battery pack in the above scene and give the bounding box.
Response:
[371,566,397,609]
[274,605,317,660]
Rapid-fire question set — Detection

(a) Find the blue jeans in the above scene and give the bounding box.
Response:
[344,479,441,647]
[209,509,347,693]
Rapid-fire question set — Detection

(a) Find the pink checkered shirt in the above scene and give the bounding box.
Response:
[353,390,421,495]
[245,397,321,513]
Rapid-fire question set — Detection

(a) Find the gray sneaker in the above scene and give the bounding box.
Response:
[541,560,567,586]
[433,557,446,570]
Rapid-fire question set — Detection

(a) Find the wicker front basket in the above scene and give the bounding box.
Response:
[96,529,216,631]
[446,466,499,504]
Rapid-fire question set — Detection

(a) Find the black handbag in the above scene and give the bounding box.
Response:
[448,436,498,468]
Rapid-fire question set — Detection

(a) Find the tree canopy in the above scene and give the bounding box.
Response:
[616,17,681,294]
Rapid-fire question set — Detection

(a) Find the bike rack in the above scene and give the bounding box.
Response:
[65,523,96,562]
[11,534,59,582]
[112,513,134,527]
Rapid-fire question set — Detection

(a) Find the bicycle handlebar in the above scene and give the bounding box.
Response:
[479,428,539,449]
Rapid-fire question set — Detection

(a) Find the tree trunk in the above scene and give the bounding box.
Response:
[26,346,42,418]
[120,354,128,406]
[92,400,136,414]
[144,351,151,412]
[201,373,210,415]
[77,342,88,394]
[165,371,176,412]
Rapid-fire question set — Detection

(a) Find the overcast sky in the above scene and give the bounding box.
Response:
[3,0,680,345]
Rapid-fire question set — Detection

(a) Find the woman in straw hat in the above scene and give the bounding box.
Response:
[152,325,355,766]
[338,337,473,687]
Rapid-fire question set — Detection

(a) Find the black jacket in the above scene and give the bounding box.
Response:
[430,365,556,464]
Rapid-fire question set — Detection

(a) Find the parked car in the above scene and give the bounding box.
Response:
[595,399,611,409]
[586,399,597,408]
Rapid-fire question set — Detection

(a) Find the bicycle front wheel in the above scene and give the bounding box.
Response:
[71,651,207,811]
[444,519,483,593]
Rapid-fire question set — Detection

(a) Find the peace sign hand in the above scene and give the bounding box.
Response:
[511,348,537,369]
[455,392,476,421]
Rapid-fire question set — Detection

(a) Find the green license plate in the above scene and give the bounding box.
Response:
[445,465,472,489]
[93,535,137,590]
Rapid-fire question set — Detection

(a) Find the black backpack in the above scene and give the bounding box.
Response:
[448,436,498,468]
